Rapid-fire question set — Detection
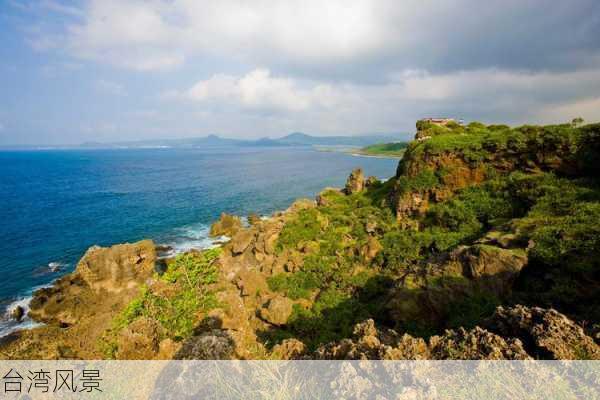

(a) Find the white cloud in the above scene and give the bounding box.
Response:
[185,69,340,112]
[25,0,596,75]
[56,0,400,70]
[171,67,600,135]
[94,79,127,96]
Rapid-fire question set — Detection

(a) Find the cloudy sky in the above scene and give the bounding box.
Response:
[1,0,599,145]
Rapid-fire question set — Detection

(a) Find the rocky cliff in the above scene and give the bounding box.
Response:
[2,120,600,360]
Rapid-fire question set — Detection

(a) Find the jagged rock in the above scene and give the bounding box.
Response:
[116,317,163,360]
[28,240,157,326]
[486,305,600,359]
[259,296,294,326]
[175,329,235,360]
[315,320,429,360]
[75,240,156,293]
[231,229,255,255]
[235,269,268,297]
[0,240,159,359]
[365,176,380,188]
[209,213,242,237]
[452,245,527,293]
[272,339,307,360]
[247,213,261,225]
[314,319,530,360]
[11,306,25,322]
[344,168,365,194]
[429,327,531,360]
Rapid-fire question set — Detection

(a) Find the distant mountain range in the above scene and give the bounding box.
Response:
[2,132,407,150]
[78,132,406,149]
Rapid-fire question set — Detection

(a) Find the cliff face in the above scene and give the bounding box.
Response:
[3,121,600,360]
[391,122,585,223]
[1,240,156,359]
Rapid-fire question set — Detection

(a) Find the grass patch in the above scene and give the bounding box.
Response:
[358,142,409,157]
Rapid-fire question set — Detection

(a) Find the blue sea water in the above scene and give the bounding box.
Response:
[0,146,397,335]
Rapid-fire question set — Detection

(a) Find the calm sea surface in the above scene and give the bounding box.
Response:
[0,146,397,334]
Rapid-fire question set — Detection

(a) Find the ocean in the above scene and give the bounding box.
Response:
[0,145,397,336]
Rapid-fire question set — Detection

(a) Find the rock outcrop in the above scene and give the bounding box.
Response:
[428,327,530,360]
[486,305,600,359]
[344,168,365,194]
[74,240,156,293]
[259,296,294,326]
[313,319,530,360]
[209,213,242,237]
[388,244,528,329]
[1,240,157,359]
[11,306,24,323]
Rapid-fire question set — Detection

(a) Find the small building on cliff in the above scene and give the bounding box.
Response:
[419,117,463,127]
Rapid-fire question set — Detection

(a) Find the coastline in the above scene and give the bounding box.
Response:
[0,221,231,340]
[314,145,405,160]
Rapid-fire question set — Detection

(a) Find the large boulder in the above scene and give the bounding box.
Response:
[175,329,235,360]
[388,244,527,330]
[11,306,25,322]
[75,240,156,293]
[209,213,242,237]
[344,168,365,194]
[29,240,157,325]
[259,296,294,326]
[486,305,600,359]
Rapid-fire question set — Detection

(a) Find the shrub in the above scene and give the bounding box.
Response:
[267,272,319,300]
[108,249,221,345]
[276,208,322,252]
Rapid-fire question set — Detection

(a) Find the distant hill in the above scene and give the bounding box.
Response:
[274,132,401,147]
[2,132,407,150]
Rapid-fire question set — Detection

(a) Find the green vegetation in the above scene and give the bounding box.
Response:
[407,121,585,164]
[264,121,600,348]
[357,142,409,157]
[101,249,221,357]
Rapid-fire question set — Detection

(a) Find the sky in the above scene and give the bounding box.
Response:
[1,0,600,145]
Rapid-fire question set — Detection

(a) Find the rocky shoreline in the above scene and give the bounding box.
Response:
[2,120,600,360]
[2,182,599,360]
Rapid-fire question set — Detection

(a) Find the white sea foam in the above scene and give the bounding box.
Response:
[0,289,46,338]
[0,222,228,338]
[161,222,230,257]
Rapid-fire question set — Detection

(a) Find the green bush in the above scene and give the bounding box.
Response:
[276,208,322,252]
[109,249,221,345]
[395,169,439,195]
[267,272,319,299]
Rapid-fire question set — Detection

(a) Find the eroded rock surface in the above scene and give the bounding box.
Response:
[486,305,600,359]
[209,213,242,237]
[1,240,156,359]
[313,319,530,360]
[344,168,366,194]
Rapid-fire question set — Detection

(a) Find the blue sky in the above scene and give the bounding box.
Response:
[1,0,600,145]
